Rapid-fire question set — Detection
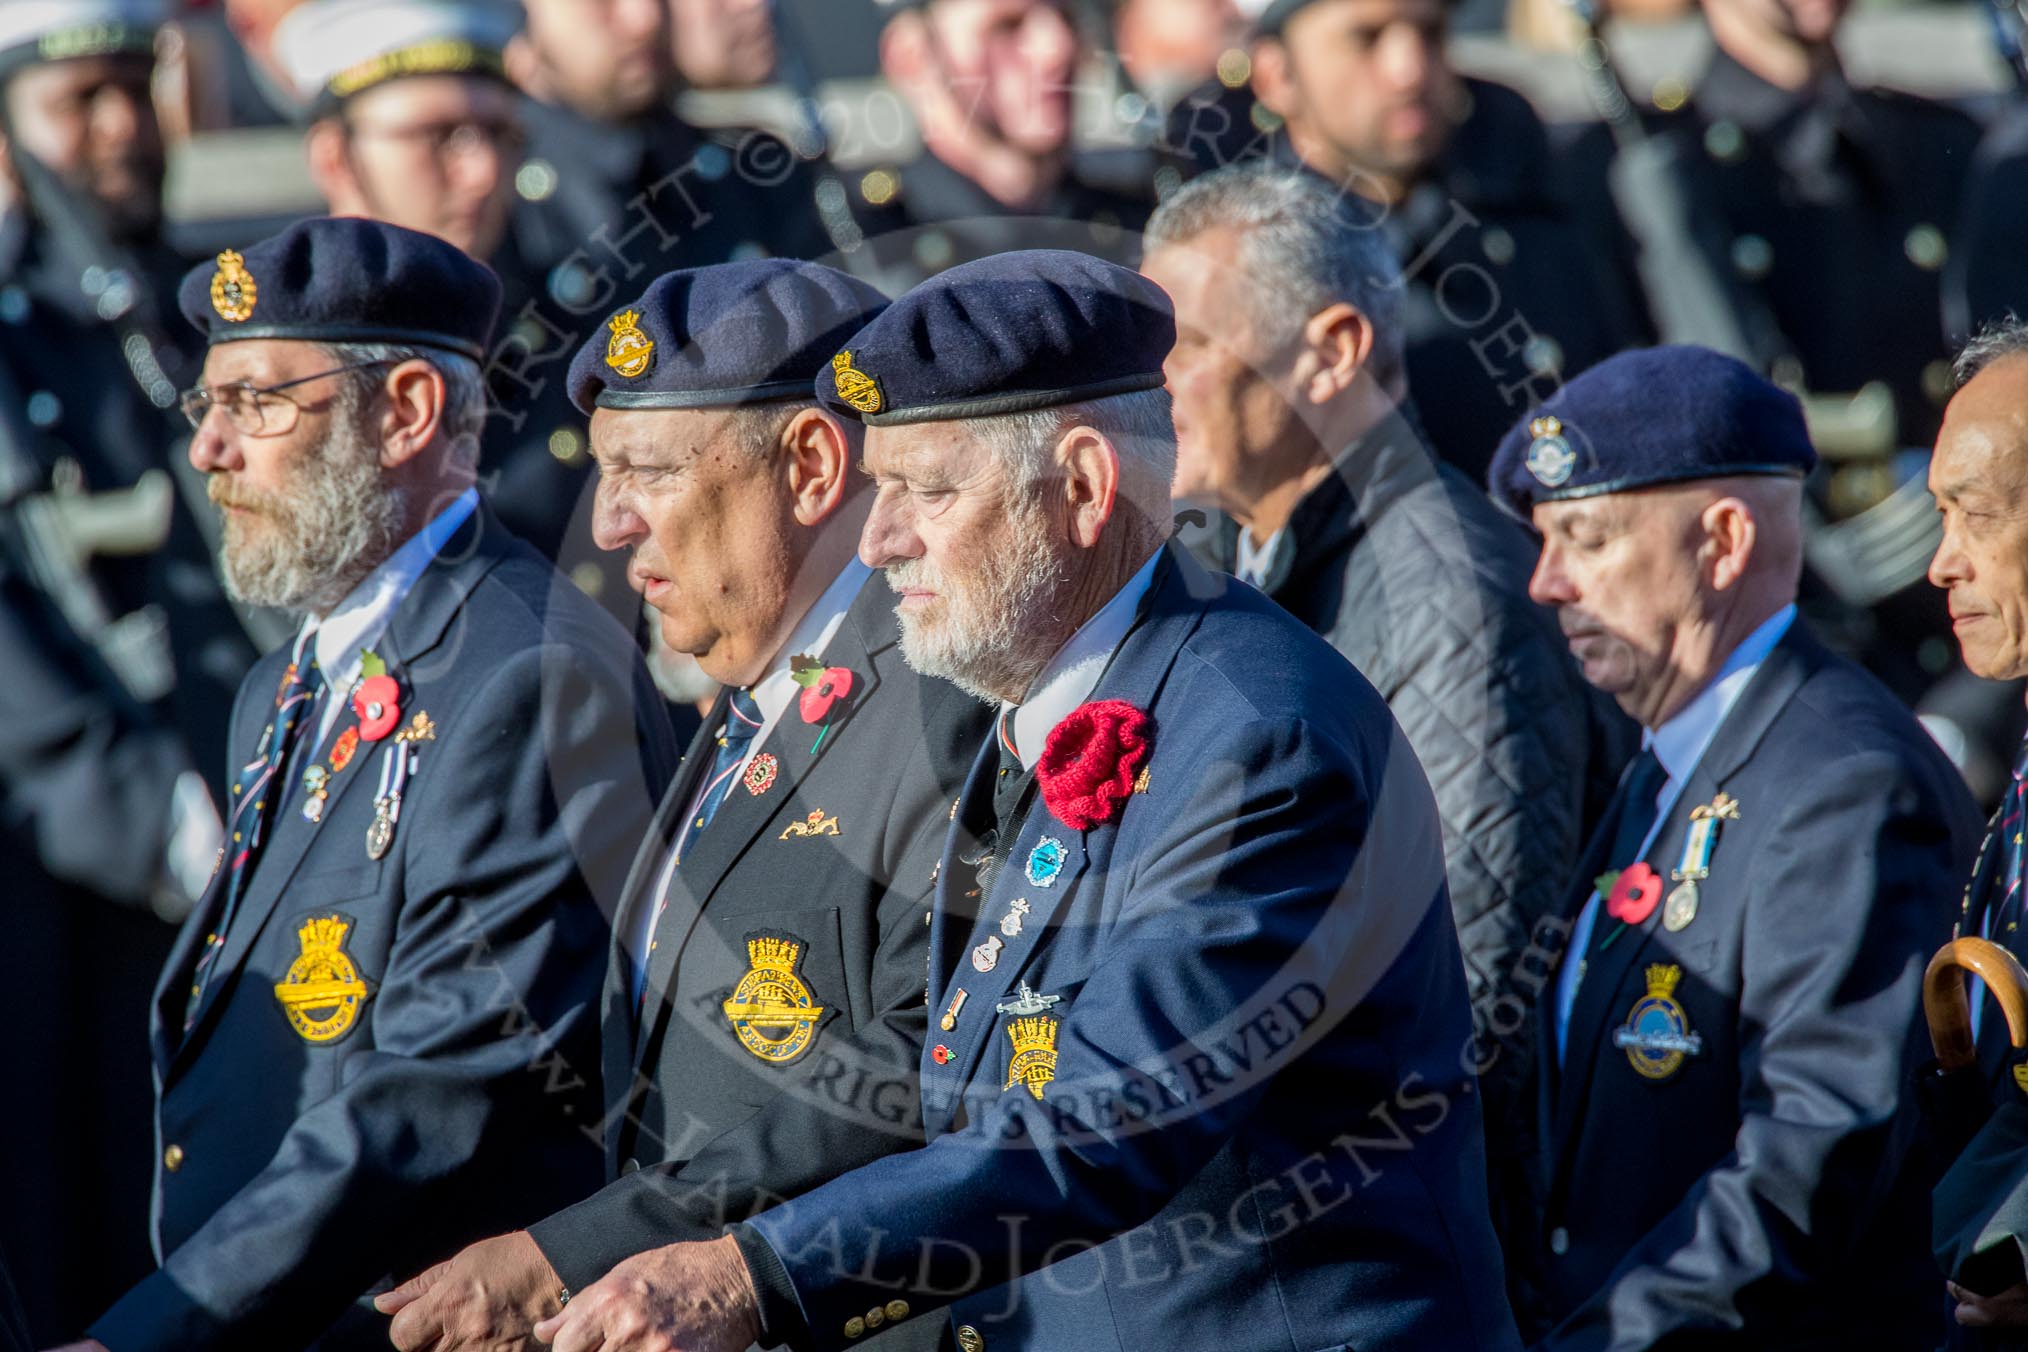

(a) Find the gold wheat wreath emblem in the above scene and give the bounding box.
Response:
[830,350,883,415]
[210,250,258,322]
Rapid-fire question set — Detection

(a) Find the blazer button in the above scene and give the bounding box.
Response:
[620,1157,641,1175]
[1549,1226,1570,1256]
[866,1306,886,1329]
[844,1316,866,1339]
[957,1325,985,1352]
[884,1299,910,1321]
[163,1143,184,1172]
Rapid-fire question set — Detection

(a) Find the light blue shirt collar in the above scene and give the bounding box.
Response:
[1005,548,1164,771]
[1646,603,1797,785]
[303,486,479,709]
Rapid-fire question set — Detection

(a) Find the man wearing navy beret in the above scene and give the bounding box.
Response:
[373,258,990,1352]
[66,217,678,1352]
[539,249,1518,1351]
[1487,345,1980,1348]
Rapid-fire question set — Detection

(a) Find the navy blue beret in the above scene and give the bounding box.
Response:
[814,249,1174,427]
[568,259,891,417]
[178,217,502,362]
[1487,345,1817,518]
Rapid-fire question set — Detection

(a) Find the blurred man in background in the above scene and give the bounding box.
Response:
[847,0,1157,289]
[1144,162,1630,1222]
[488,0,834,615]
[670,0,777,89]
[0,4,263,1338]
[1170,0,1640,480]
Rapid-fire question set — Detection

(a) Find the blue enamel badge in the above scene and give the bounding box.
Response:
[1025,837,1067,888]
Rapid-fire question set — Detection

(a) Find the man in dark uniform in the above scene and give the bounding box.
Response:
[844,0,1158,292]
[1143,161,1632,1214]
[1163,0,1641,481]
[1568,0,1979,456]
[0,3,268,1338]
[1488,345,1980,1348]
[67,217,676,1351]
[373,259,989,1351]
[1923,320,2028,1342]
[485,0,837,607]
[538,249,1520,1352]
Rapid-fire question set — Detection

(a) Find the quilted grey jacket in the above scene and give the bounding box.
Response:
[1193,404,1633,1104]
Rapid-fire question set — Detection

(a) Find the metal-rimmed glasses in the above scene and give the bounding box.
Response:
[178,359,396,437]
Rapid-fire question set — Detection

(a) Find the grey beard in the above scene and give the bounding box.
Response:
[890,511,1068,706]
[217,425,406,616]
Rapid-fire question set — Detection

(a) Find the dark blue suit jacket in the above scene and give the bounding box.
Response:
[745,546,1520,1352]
[1517,622,1979,1350]
[89,506,678,1351]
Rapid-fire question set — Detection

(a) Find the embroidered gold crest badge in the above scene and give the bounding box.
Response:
[604,308,655,378]
[272,914,372,1043]
[1004,1016,1060,1100]
[1613,963,1703,1082]
[830,350,883,415]
[722,934,827,1064]
[210,250,257,322]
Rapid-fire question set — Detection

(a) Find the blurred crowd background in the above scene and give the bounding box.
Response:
[7,0,2028,1342]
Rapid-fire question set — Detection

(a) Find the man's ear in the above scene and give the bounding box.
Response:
[1250,38,1298,121]
[782,407,855,526]
[1702,496,1758,592]
[304,118,360,215]
[879,11,934,97]
[1289,301,1374,406]
[1054,424,1121,550]
[377,360,447,470]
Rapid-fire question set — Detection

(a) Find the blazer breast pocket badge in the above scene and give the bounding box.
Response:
[721,932,828,1065]
[1613,963,1703,1082]
[272,913,374,1044]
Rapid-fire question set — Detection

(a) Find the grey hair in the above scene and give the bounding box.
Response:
[323,342,487,469]
[1146,161,1406,392]
[967,387,1178,550]
[1955,316,2028,388]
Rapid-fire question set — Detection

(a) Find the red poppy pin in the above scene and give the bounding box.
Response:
[352,650,402,742]
[1037,700,1153,831]
[790,654,855,753]
[1601,861,1663,927]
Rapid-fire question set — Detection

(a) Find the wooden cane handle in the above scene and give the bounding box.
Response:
[1925,937,2028,1071]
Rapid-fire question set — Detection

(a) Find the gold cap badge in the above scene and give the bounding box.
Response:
[604,309,655,378]
[831,350,883,415]
[210,250,257,323]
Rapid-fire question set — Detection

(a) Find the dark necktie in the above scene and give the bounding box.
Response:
[185,632,325,1029]
[1988,747,2028,946]
[991,710,1032,838]
[1588,748,1667,959]
[690,687,765,837]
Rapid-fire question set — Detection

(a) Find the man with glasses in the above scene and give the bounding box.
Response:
[58,217,677,1352]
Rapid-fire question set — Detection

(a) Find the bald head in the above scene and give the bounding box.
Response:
[1930,350,2028,681]
[1526,474,1804,728]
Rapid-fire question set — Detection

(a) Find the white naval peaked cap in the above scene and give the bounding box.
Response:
[272,0,522,112]
[0,0,166,74]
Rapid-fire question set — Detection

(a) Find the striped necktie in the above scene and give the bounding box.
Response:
[184,631,325,1030]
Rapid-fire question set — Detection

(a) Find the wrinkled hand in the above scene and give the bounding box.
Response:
[1952,1280,2028,1329]
[532,1235,758,1352]
[376,1230,566,1351]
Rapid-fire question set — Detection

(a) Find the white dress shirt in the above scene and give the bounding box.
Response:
[274,487,478,815]
[1004,548,1164,768]
[1234,526,1285,590]
[1554,603,1796,1063]
[628,558,872,996]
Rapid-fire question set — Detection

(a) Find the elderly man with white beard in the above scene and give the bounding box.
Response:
[531,250,1518,1352]
[63,217,677,1352]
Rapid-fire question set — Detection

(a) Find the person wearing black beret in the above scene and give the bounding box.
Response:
[1488,344,1980,1349]
[538,248,1519,1352]
[70,216,679,1352]
[372,257,992,1352]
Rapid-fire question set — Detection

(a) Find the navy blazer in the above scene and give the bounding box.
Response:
[1518,622,1979,1350]
[528,569,988,1350]
[744,546,1521,1352]
[89,506,678,1351]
